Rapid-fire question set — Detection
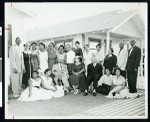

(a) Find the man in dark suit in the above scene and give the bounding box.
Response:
[126,40,141,93]
[84,54,103,96]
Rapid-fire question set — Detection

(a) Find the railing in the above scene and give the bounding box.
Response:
[137,63,145,89]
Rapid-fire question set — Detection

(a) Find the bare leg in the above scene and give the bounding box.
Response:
[72,85,77,94]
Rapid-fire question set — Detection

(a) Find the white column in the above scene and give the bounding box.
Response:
[140,39,143,77]
[101,38,105,56]
[82,34,85,49]
[137,38,144,89]
[106,30,110,54]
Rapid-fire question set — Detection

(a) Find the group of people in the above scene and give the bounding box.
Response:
[9,37,141,101]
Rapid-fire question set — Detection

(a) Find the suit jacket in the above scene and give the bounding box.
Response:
[9,44,25,73]
[117,48,128,70]
[87,63,103,77]
[126,46,141,72]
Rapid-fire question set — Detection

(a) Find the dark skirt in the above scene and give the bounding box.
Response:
[69,73,86,92]
[48,58,56,70]
[96,84,111,95]
[67,64,73,75]
[22,62,31,88]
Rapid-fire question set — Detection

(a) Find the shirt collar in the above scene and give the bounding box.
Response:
[131,45,136,48]
[93,62,97,65]
[108,54,112,57]
[14,44,19,47]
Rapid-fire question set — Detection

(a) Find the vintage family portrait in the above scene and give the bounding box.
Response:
[4,2,147,119]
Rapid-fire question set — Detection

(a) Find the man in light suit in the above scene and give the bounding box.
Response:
[9,37,25,98]
[126,40,141,93]
[52,59,70,93]
[117,42,128,78]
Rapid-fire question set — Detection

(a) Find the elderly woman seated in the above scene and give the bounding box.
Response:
[96,68,113,95]
[52,59,70,94]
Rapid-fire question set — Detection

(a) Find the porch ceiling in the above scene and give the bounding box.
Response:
[94,32,139,40]
[27,10,137,41]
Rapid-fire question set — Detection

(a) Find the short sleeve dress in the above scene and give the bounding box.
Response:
[17,78,43,101]
[56,53,66,64]
[22,52,31,88]
[48,49,57,70]
[106,75,130,98]
[69,63,86,92]
[38,50,49,73]
[30,50,40,72]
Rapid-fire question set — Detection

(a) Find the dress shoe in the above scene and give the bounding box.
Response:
[112,92,116,96]
[73,91,78,95]
[93,92,96,96]
[13,94,20,99]
[64,90,67,95]
[83,92,88,96]
[88,90,92,93]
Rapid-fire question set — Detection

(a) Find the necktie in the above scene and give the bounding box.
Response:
[60,64,62,71]
[129,47,133,56]
[118,48,123,55]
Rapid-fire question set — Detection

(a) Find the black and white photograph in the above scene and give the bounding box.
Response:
[5,2,147,119]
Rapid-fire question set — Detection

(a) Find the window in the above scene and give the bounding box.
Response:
[55,40,64,49]
[88,38,102,50]
[55,39,73,52]
[64,40,73,47]
[110,40,112,48]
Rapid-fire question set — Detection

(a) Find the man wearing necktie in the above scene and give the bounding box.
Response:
[126,40,141,93]
[117,42,128,78]
[83,54,103,96]
[9,37,25,98]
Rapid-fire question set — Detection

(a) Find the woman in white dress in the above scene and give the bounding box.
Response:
[106,68,139,99]
[17,71,46,101]
[37,43,49,73]
[41,68,64,98]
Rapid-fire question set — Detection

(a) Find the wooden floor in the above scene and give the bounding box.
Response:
[72,91,145,118]
[6,89,146,119]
